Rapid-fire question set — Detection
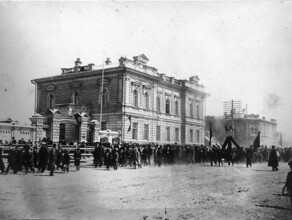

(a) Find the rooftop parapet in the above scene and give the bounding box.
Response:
[61,58,95,75]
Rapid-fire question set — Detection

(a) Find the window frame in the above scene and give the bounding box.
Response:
[165,99,170,114]
[156,96,161,113]
[133,90,139,107]
[144,124,149,140]
[132,122,138,140]
[190,129,193,142]
[166,127,170,142]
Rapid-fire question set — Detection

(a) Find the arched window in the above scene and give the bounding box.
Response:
[102,88,109,106]
[165,99,170,114]
[156,96,161,112]
[175,100,179,115]
[190,102,194,117]
[49,93,54,109]
[145,92,149,110]
[133,90,138,107]
[72,91,79,105]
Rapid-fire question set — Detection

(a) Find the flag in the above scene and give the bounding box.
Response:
[127,115,132,133]
[209,122,212,147]
[253,131,261,149]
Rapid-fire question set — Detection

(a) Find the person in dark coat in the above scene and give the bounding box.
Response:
[38,142,49,173]
[74,147,82,171]
[62,150,70,173]
[210,145,217,166]
[15,146,23,172]
[134,147,142,169]
[33,147,39,171]
[5,144,18,174]
[268,145,279,171]
[146,145,152,165]
[112,148,119,170]
[104,148,112,170]
[23,147,35,174]
[56,146,63,171]
[245,146,253,168]
[0,144,5,173]
[49,145,57,176]
[282,161,292,207]
[156,146,163,167]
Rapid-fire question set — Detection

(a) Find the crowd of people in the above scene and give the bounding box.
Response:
[0,142,81,176]
[1,138,292,207]
[1,138,292,175]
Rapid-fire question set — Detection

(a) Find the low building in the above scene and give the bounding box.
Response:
[0,118,36,144]
[205,114,278,147]
[31,54,209,144]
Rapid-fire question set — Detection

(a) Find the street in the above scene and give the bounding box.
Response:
[0,162,291,220]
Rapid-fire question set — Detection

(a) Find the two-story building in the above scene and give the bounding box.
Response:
[31,54,209,144]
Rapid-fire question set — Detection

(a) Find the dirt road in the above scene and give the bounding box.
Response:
[0,162,291,219]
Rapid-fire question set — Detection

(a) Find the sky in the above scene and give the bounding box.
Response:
[0,1,291,140]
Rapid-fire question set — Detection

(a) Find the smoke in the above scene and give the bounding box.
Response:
[264,93,282,112]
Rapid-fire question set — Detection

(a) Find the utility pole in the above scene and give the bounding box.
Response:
[99,55,105,131]
[231,99,234,137]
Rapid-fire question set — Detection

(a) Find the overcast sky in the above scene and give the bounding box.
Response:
[0,2,291,140]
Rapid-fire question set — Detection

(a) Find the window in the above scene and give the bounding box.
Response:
[132,122,138,140]
[175,100,179,115]
[165,99,170,114]
[75,125,80,142]
[133,90,138,107]
[72,91,79,105]
[59,124,65,140]
[145,92,149,110]
[48,93,54,109]
[175,128,179,142]
[156,126,161,141]
[190,102,194,117]
[196,103,200,118]
[197,130,200,143]
[166,127,170,142]
[190,129,193,142]
[102,89,109,107]
[156,97,161,112]
[144,124,149,140]
[101,122,107,131]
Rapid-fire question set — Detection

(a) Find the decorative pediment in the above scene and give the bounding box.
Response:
[46,84,56,91]
[165,92,172,97]
[131,81,142,87]
[133,54,149,64]
[142,84,151,90]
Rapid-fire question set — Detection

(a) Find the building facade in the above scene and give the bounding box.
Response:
[0,118,37,144]
[31,54,209,144]
[205,114,278,147]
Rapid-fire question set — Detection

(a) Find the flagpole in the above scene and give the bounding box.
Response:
[100,53,105,131]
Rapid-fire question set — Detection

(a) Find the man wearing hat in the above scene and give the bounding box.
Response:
[38,142,49,173]
[5,144,17,174]
[282,161,292,207]
[268,145,279,171]
[74,146,82,171]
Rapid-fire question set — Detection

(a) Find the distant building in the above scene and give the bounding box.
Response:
[0,118,36,144]
[205,114,278,147]
[31,54,209,144]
